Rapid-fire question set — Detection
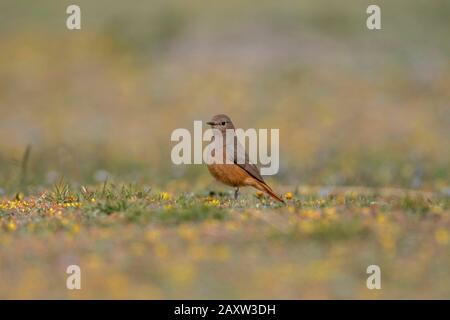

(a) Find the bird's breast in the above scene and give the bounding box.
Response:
[207,163,252,187]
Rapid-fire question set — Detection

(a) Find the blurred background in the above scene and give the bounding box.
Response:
[0,0,449,193]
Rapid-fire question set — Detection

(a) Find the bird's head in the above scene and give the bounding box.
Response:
[206,114,235,131]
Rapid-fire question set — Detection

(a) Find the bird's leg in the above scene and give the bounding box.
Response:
[234,187,240,200]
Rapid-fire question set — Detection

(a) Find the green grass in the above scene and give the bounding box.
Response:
[0,183,449,299]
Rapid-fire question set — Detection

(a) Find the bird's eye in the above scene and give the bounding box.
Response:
[221,122,226,125]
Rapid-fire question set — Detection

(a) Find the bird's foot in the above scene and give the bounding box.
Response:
[234,187,239,200]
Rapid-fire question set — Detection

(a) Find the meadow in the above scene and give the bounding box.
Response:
[0,1,449,298]
[1,184,449,298]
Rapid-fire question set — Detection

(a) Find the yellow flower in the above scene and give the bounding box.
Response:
[15,192,24,201]
[435,228,449,245]
[160,192,170,201]
[7,221,17,231]
[71,224,81,234]
[301,209,321,219]
[324,207,338,220]
[376,214,386,224]
[431,206,443,215]
[206,198,220,206]
[284,192,293,200]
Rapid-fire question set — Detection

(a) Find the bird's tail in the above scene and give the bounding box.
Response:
[256,181,285,204]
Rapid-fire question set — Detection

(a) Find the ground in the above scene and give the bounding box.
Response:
[1,183,449,299]
[0,1,449,299]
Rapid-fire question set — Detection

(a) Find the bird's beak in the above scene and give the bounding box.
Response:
[206,121,216,126]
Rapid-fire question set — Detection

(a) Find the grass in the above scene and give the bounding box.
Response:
[0,182,449,299]
[0,0,448,299]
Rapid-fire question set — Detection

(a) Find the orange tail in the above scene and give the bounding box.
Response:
[256,181,285,204]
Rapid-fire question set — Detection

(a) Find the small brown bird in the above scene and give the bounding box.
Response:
[206,114,285,204]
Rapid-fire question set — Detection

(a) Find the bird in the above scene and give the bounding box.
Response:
[205,114,285,204]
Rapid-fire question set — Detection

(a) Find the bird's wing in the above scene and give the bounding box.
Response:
[225,136,266,184]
